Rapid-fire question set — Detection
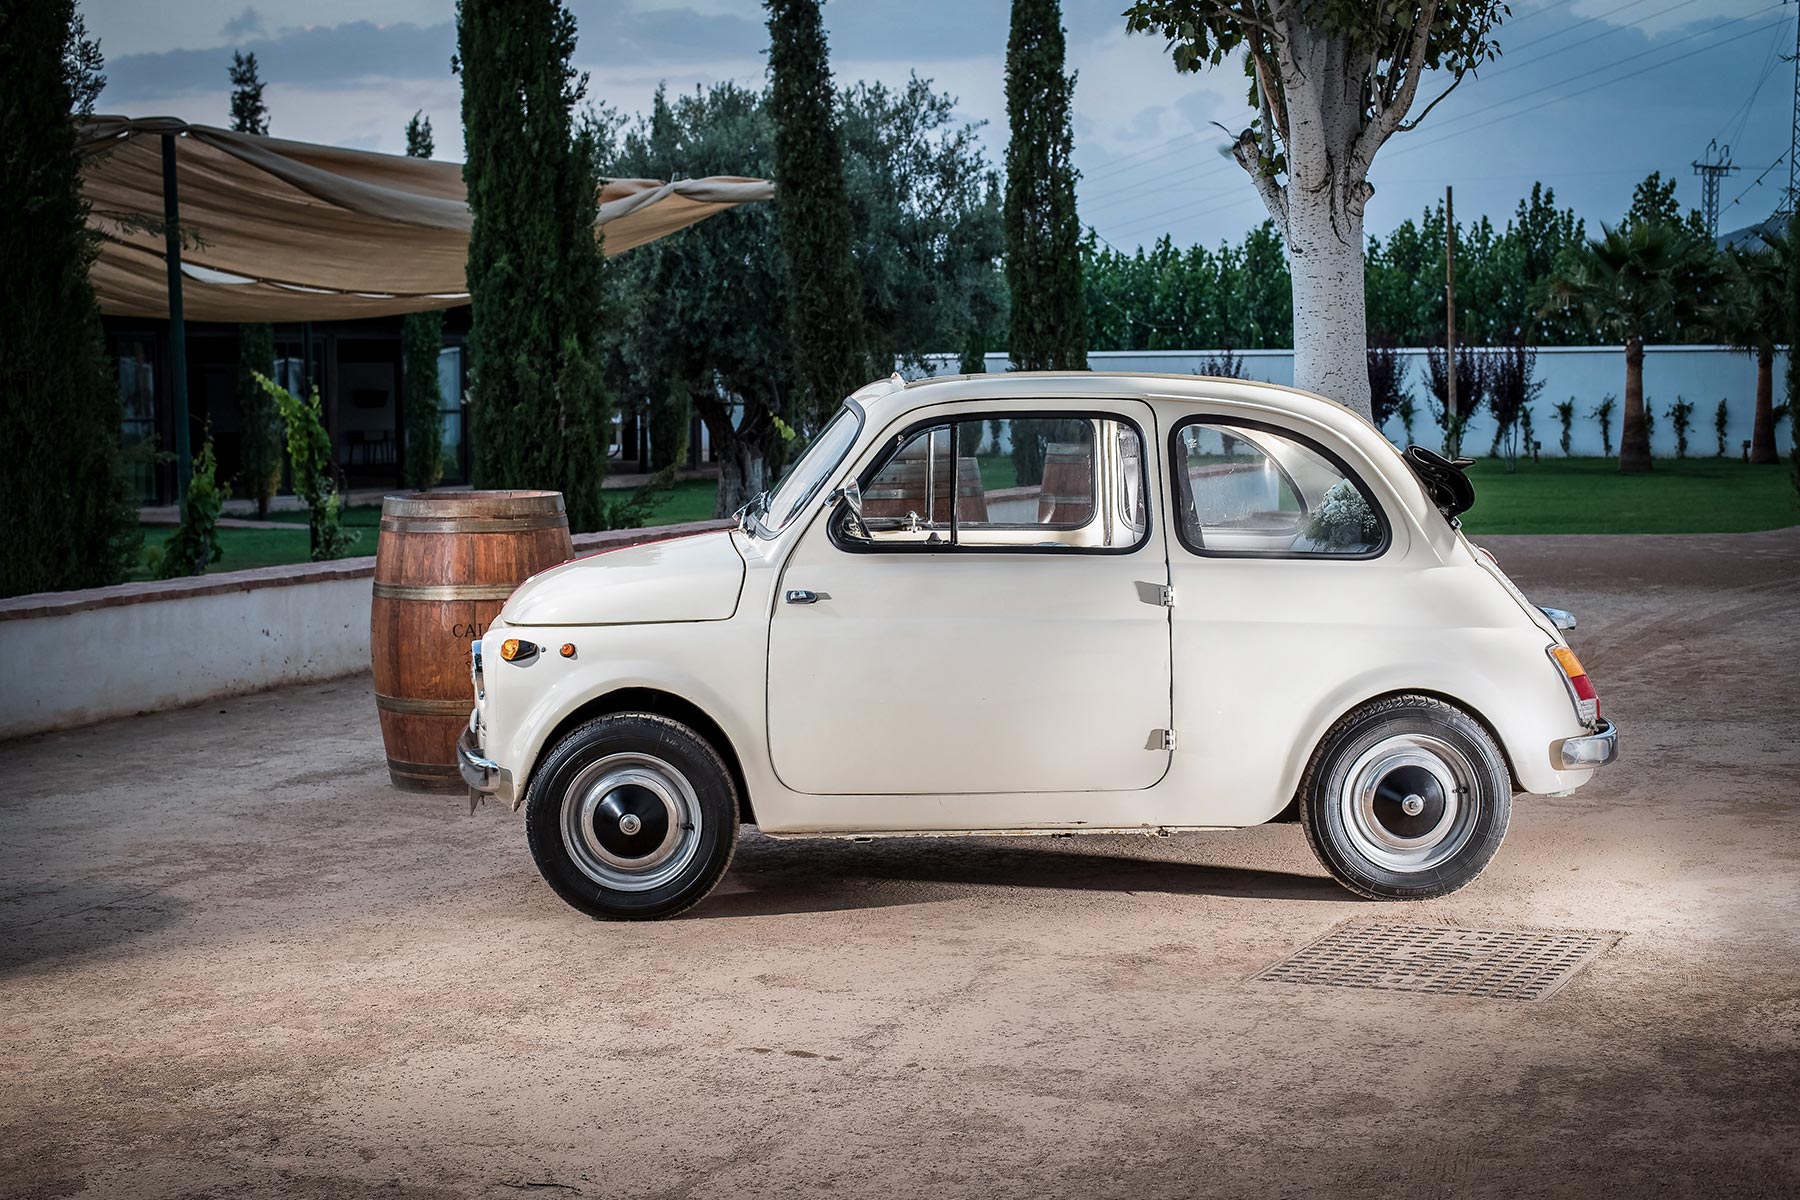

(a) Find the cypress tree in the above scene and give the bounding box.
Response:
[227,51,269,135]
[228,50,280,515]
[765,0,870,427]
[1789,210,1800,499]
[1004,0,1086,371]
[0,1,138,597]
[401,111,446,490]
[455,0,612,528]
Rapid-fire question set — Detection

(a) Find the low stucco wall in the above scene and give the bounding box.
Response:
[0,519,731,740]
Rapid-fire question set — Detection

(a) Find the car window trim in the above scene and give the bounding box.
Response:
[746,399,866,539]
[829,407,1155,557]
[1167,414,1392,561]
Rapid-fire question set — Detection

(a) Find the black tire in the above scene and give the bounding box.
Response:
[524,713,739,920]
[1298,694,1512,901]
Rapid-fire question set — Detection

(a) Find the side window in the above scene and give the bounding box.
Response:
[841,414,1148,552]
[1173,421,1385,557]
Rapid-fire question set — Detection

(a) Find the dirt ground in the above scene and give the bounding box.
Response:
[3,530,1797,1199]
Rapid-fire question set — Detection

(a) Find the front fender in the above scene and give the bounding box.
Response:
[483,620,765,806]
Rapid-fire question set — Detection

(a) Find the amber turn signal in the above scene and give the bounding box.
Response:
[499,638,537,663]
[559,643,576,658]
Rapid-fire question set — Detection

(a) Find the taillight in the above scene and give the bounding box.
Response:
[1550,645,1599,724]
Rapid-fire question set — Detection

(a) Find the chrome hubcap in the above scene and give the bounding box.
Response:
[560,752,702,892]
[1339,733,1479,873]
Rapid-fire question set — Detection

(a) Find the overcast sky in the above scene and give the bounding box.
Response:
[85,0,1797,249]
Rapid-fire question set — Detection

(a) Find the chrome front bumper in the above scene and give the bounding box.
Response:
[458,725,514,806]
[1556,718,1619,770]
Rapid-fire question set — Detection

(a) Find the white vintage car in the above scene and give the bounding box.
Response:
[460,372,1616,919]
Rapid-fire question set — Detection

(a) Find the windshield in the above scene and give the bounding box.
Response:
[759,404,863,533]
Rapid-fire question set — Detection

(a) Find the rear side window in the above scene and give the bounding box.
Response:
[837,414,1149,553]
[1171,419,1387,558]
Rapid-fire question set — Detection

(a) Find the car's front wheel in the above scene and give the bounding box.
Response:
[1298,694,1512,900]
[524,713,739,919]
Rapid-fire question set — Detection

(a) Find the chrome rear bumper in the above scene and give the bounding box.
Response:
[1556,718,1618,770]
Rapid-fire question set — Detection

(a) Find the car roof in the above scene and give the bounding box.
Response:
[855,370,1385,448]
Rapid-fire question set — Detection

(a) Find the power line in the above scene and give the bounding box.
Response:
[1386,10,1790,162]
[1387,1,1786,154]
[1721,148,1787,214]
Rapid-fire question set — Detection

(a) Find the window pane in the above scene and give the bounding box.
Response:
[1175,423,1382,556]
[765,405,860,532]
[854,424,955,543]
[961,417,1096,532]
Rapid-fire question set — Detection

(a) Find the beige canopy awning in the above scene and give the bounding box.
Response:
[78,116,774,323]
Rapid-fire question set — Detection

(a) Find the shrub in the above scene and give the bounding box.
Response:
[1714,398,1729,457]
[1553,398,1574,456]
[402,310,445,490]
[1396,394,1418,446]
[152,433,228,578]
[1365,342,1407,432]
[1666,398,1693,460]
[236,324,282,517]
[1590,395,1617,457]
[254,373,358,561]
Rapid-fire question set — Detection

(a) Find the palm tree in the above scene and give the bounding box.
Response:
[1719,229,1791,465]
[1544,223,1722,474]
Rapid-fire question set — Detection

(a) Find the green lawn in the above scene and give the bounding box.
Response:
[1455,457,1800,535]
[132,478,726,580]
[130,458,1796,579]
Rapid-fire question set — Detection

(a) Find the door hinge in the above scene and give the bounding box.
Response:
[1158,728,1177,751]
[1159,585,1176,607]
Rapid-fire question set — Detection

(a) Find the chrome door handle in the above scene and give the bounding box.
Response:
[785,589,821,605]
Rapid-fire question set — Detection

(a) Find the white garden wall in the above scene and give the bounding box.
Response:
[0,520,731,740]
[919,345,1794,459]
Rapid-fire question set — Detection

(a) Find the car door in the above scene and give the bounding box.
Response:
[766,402,1172,797]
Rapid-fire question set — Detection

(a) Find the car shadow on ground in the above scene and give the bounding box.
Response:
[693,831,1346,919]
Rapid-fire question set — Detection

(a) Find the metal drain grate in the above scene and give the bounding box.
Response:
[1256,922,1618,1001]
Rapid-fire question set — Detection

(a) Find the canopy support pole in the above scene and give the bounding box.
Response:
[161,132,191,500]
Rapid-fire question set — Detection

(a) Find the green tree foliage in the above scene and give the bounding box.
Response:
[255,374,357,560]
[400,110,446,490]
[1005,0,1086,370]
[1719,230,1790,465]
[235,322,281,516]
[0,1,139,598]
[153,433,228,578]
[604,84,790,515]
[1789,210,1800,498]
[1714,398,1729,458]
[605,79,1004,514]
[765,0,870,426]
[1366,184,1587,346]
[456,0,611,529]
[842,78,1007,378]
[1545,221,1723,473]
[228,50,269,135]
[1084,222,1291,350]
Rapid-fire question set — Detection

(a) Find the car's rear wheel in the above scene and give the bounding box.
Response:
[1298,694,1512,900]
[524,713,738,920]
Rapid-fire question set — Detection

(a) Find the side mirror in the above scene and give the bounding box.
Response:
[830,481,863,517]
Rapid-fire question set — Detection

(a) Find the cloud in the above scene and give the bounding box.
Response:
[219,6,265,41]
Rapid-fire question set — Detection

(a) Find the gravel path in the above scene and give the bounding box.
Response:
[3,529,1797,1199]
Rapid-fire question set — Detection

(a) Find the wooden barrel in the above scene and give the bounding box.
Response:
[1037,442,1095,523]
[863,450,989,524]
[371,490,573,792]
